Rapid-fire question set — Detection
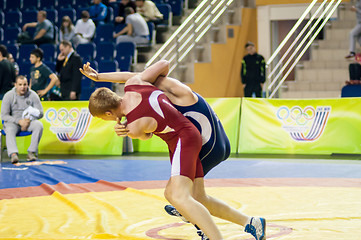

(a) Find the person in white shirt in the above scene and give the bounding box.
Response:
[113,7,149,45]
[135,0,163,22]
[73,11,96,47]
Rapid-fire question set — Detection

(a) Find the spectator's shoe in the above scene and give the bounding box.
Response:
[345,52,356,59]
[197,229,209,240]
[27,152,38,161]
[10,153,19,164]
[244,217,266,240]
[164,205,189,223]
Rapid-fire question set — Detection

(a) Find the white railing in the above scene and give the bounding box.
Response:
[145,0,236,74]
[266,0,342,98]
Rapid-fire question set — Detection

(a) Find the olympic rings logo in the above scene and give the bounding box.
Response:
[45,108,81,127]
[277,106,316,126]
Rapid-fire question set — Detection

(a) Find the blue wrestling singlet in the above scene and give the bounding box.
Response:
[173,93,231,175]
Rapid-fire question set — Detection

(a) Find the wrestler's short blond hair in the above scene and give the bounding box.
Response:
[88,87,121,117]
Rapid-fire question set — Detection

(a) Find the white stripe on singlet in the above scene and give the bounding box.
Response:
[171,138,181,177]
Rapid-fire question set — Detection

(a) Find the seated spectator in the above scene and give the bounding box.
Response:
[135,0,163,24]
[114,7,149,46]
[18,10,54,45]
[115,0,136,24]
[1,75,44,164]
[59,16,76,45]
[89,0,108,25]
[0,45,16,100]
[7,53,19,76]
[29,48,59,101]
[73,11,96,47]
[55,40,82,100]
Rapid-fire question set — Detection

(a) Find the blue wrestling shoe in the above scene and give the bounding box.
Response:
[164,205,189,223]
[164,205,209,240]
[244,217,266,240]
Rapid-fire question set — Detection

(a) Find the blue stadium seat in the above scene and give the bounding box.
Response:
[98,60,118,74]
[164,0,183,16]
[46,9,58,25]
[18,61,33,76]
[109,2,119,18]
[94,23,114,44]
[58,8,76,25]
[114,23,126,34]
[5,44,19,61]
[57,0,73,9]
[148,21,156,45]
[117,54,132,72]
[22,9,38,24]
[39,0,58,9]
[76,42,96,61]
[79,87,95,100]
[156,3,172,28]
[5,0,23,11]
[96,60,118,89]
[5,10,22,27]
[137,22,156,50]
[341,85,361,97]
[106,6,114,23]
[95,42,115,61]
[43,60,56,72]
[26,27,36,39]
[18,44,37,63]
[0,27,3,43]
[74,0,91,8]
[22,0,39,10]
[80,57,97,100]
[115,41,136,64]
[53,25,59,44]
[0,11,4,26]
[39,43,56,62]
[4,26,21,44]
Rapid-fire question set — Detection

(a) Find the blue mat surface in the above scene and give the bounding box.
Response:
[1,158,361,189]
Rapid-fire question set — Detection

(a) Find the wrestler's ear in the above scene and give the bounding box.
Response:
[105,110,112,116]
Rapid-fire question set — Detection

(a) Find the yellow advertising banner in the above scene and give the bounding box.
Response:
[1,101,123,155]
[239,97,361,154]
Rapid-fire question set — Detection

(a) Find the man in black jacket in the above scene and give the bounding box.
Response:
[0,45,16,100]
[241,41,265,98]
[56,40,83,100]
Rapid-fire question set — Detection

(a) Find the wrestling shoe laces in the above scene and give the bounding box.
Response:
[164,205,189,223]
[164,205,209,240]
[197,229,209,240]
[244,217,266,240]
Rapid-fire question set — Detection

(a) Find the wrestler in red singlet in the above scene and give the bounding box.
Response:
[124,84,204,180]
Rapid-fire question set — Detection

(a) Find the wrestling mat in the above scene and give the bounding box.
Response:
[1,156,361,240]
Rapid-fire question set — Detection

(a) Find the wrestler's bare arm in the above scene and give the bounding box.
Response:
[79,62,138,83]
[126,117,157,140]
[79,60,169,84]
[80,61,197,105]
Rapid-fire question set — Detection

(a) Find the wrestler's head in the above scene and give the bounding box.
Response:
[88,87,122,121]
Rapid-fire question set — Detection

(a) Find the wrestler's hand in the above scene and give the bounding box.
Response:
[114,118,129,137]
[79,62,99,81]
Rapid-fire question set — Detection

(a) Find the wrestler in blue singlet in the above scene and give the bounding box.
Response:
[173,92,231,175]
